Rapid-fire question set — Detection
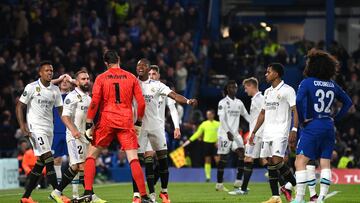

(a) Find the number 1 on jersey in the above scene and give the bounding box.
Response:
[113,83,121,103]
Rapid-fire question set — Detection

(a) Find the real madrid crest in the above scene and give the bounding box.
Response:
[277,94,281,99]
[151,87,156,93]
[35,86,41,96]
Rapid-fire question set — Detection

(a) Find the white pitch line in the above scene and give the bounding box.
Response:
[0,183,129,197]
[306,191,339,203]
[325,191,340,199]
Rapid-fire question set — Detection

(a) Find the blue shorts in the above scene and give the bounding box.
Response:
[52,133,68,158]
[296,119,335,160]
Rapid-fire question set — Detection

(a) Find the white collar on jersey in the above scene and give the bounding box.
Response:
[226,95,237,101]
[271,80,285,90]
[75,87,87,96]
[37,79,51,89]
[252,91,261,100]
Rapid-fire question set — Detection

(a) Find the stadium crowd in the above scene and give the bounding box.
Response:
[201,24,360,168]
[0,0,198,163]
[0,0,359,185]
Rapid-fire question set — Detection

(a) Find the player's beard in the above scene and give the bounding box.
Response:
[80,84,89,92]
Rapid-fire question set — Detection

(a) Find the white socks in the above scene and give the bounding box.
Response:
[319,169,331,201]
[295,170,307,201]
[306,165,317,197]
[54,165,62,184]
[72,173,80,198]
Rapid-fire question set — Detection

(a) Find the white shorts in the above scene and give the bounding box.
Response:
[29,130,53,156]
[67,136,88,165]
[245,136,263,159]
[260,137,288,158]
[217,134,244,155]
[138,127,167,153]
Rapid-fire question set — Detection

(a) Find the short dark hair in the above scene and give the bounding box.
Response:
[268,63,284,78]
[103,50,119,64]
[242,77,258,88]
[224,80,237,95]
[304,48,338,80]
[75,70,88,78]
[137,58,150,67]
[150,65,160,73]
[38,60,52,71]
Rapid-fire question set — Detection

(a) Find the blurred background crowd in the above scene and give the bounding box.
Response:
[0,0,359,183]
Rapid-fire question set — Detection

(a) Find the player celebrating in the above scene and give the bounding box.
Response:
[148,65,181,190]
[77,50,152,203]
[229,77,266,195]
[251,63,298,203]
[133,59,197,203]
[149,65,181,140]
[16,61,63,203]
[216,80,250,192]
[292,50,352,203]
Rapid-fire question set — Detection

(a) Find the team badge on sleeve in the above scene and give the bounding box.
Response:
[218,105,223,110]
[22,91,27,96]
[65,98,71,104]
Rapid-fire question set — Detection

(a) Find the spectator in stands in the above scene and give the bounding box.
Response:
[337,148,355,168]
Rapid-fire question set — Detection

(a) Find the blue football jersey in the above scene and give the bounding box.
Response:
[53,93,67,134]
[296,77,352,124]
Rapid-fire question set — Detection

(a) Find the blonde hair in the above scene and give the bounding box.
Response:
[242,77,258,88]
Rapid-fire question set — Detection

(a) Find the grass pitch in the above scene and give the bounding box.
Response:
[0,182,358,203]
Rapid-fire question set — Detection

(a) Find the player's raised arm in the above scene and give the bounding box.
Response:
[87,75,103,122]
[334,83,353,121]
[168,91,198,106]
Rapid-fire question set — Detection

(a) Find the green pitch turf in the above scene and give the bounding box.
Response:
[0,182,358,203]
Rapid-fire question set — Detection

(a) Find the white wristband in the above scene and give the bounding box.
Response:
[186,99,190,105]
[291,127,298,132]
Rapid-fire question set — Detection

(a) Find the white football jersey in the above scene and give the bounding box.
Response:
[262,81,296,141]
[158,95,180,128]
[19,79,63,133]
[139,79,172,131]
[62,88,91,143]
[217,96,250,135]
[250,92,265,137]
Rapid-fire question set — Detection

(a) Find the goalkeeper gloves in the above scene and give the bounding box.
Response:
[85,122,93,142]
[134,120,142,137]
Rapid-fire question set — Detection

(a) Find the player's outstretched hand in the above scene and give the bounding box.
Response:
[187,99,198,107]
[227,131,234,141]
[174,128,181,139]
